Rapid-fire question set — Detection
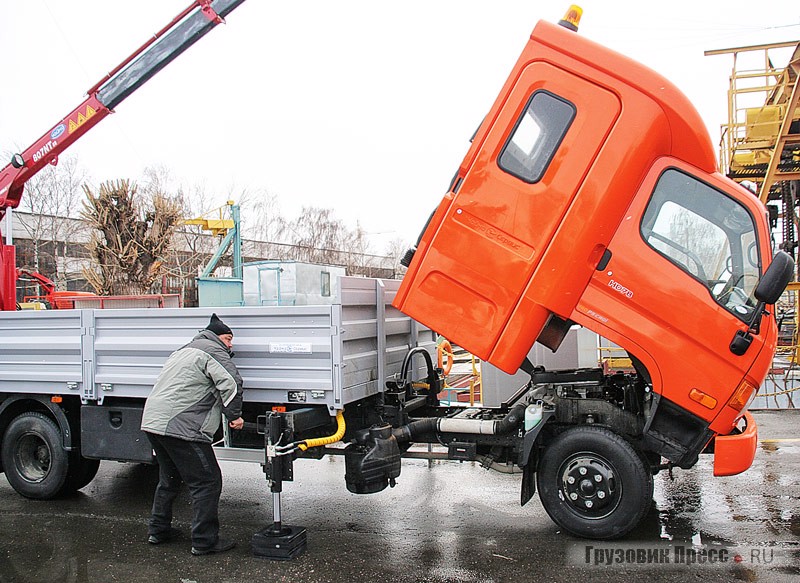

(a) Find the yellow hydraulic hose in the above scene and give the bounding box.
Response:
[297,410,346,451]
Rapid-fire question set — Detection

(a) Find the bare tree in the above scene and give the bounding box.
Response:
[242,189,286,243]
[138,167,239,298]
[238,205,397,277]
[279,206,372,266]
[342,222,377,276]
[15,155,86,289]
[384,236,410,278]
[81,179,182,295]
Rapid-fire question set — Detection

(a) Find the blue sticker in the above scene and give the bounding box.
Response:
[50,124,66,140]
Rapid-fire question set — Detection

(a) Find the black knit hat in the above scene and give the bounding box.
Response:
[205,313,233,336]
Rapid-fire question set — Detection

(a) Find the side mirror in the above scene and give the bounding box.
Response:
[732,251,794,355]
[755,251,794,305]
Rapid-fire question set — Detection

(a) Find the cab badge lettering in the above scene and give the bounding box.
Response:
[608,279,633,299]
[585,308,609,324]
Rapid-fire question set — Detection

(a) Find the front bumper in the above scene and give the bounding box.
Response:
[713,411,758,477]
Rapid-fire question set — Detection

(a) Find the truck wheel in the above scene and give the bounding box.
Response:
[1,412,69,499]
[536,426,653,539]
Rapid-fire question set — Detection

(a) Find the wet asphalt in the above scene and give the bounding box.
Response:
[1,409,799,583]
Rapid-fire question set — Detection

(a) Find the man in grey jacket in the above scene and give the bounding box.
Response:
[141,313,244,555]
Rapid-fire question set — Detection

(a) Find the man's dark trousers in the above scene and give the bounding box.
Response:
[145,432,222,550]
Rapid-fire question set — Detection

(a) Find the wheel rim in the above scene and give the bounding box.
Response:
[14,432,52,483]
[557,452,622,520]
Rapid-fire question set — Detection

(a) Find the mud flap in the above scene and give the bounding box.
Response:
[521,457,537,506]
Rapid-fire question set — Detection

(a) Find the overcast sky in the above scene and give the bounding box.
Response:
[1,1,798,251]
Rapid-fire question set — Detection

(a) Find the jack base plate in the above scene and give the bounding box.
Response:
[251,524,307,560]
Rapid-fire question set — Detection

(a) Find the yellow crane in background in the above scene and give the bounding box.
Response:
[183,200,242,279]
[707,40,800,204]
[707,39,800,403]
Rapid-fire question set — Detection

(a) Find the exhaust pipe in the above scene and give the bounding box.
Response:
[393,403,527,442]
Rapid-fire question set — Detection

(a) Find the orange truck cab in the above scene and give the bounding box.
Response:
[394,11,793,538]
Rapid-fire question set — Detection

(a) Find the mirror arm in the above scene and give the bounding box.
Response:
[747,301,767,334]
[730,301,768,356]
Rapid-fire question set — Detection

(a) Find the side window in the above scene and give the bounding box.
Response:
[641,169,761,321]
[498,90,575,183]
[320,271,331,297]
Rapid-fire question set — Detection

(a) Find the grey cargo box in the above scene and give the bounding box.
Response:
[0,277,434,412]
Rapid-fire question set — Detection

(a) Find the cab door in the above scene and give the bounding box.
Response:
[575,158,769,423]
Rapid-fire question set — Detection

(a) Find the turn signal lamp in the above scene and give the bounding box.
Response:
[727,378,758,412]
[558,5,583,32]
[689,388,717,410]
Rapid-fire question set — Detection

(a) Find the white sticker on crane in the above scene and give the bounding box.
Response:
[269,342,312,354]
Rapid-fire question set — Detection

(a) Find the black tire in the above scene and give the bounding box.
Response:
[536,426,653,540]
[1,412,69,499]
[60,453,101,494]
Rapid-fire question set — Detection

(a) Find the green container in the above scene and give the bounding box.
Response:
[197,277,244,307]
